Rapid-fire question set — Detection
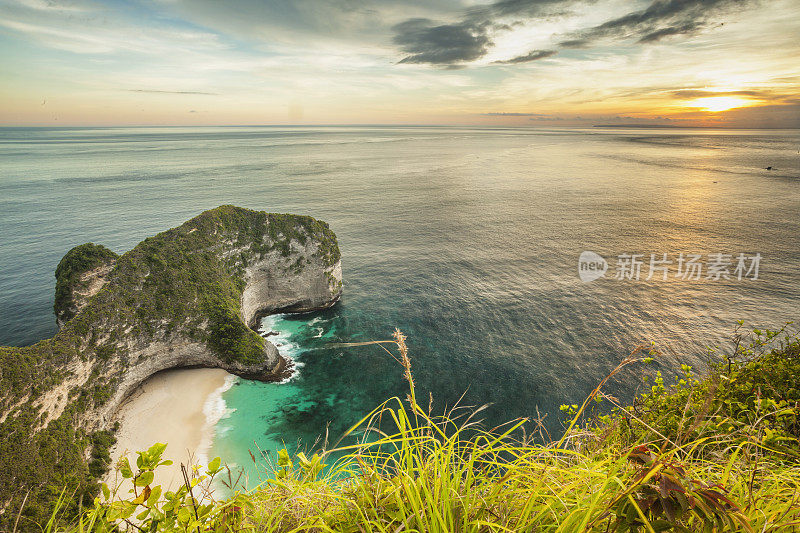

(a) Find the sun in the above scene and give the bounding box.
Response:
[687,96,753,112]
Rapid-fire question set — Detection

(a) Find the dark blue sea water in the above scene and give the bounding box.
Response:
[1,126,798,484]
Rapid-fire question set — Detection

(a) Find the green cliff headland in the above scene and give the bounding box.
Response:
[0,206,341,527]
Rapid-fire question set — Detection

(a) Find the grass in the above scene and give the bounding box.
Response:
[39,326,800,532]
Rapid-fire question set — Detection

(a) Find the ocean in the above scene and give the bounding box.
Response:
[1,126,798,486]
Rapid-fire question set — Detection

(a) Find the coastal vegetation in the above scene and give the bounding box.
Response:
[0,206,342,531]
[54,243,119,325]
[40,325,800,532]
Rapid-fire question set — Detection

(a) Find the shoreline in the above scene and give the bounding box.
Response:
[105,368,233,492]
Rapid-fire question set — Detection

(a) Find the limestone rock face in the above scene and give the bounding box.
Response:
[241,239,343,328]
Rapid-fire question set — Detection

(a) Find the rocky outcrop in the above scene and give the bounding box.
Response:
[54,243,119,327]
[0,206,342,523]
[48,206,341,428]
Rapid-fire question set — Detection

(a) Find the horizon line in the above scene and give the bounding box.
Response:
[1,123,798,130]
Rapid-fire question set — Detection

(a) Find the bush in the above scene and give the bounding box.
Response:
[54,243,118,322]
[586,323,800,460]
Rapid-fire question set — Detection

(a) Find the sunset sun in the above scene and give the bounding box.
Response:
[688,96,754,112]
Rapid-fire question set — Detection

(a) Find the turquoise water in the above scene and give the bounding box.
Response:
[1,126,799,485]
[210,314,343,487]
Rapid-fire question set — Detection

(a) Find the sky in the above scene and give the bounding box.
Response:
[0,0,799,127]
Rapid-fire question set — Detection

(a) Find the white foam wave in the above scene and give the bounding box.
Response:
[197,374,237,466]
[259,313,329,383]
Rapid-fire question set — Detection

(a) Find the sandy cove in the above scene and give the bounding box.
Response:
[105,368,232,492]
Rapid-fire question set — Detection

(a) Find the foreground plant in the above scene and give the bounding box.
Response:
[47,327,800,532]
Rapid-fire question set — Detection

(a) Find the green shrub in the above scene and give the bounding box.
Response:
[42,329,800,533]
[54,243,118,322]
[585,323,800,460]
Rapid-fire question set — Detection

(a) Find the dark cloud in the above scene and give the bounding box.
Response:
[128,89,218,95]
[463,0,575,21]
[392,0,754,67]
[560,0,752,48]
[558,38,590,48]
[493,49,556,64]
[392,0,573,66]
[393,18,492,65]
[672,89,765,98]
[638,22,702,43]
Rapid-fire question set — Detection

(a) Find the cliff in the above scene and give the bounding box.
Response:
[0,206,341,527]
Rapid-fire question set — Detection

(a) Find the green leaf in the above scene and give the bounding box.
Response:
[120,458,133,479]
[147,485,162,507]
[148,442,168,459]
[177,507,192,525]
[297,452,311,469]
[278,448,291,468]
[652,520,674,532]
[121,502,138,519]
[135,470,155,486]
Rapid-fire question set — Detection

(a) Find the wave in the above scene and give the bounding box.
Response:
[259,314,305,383]
[198,373,237,466]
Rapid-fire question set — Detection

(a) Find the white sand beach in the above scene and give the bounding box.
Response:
[105,368,232,492]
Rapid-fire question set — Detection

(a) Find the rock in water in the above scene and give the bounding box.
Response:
[0,205,342,527]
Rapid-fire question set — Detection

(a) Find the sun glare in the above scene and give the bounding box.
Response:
[688,96,753,112]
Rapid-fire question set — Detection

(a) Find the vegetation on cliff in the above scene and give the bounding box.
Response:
[54,243,119,324]
[41,325,800,532]
[0,206,341,531]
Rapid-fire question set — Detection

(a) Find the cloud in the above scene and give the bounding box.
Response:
[127,89,219,95]
[0,3,228,56]
[638,22,703,43]
[671,89,765,98]
[669,89,800,105]
[483,112,548,116]
[461,0,574,22]
[559,0,753,48]
[493,49,556,64]
[392,18,493,65]
[391,0,572,67]
[390,0,758,67]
